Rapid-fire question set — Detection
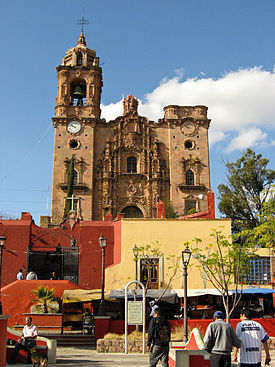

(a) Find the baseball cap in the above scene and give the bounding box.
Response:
[213,311,224,318]
[150,305,159,317]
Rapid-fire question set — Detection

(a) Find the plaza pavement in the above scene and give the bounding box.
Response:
[7,347,275,366]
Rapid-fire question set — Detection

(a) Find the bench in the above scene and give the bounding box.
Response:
[6,327,56,364]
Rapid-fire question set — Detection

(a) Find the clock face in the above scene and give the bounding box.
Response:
[180,120,196,136]
[67,121,81,134]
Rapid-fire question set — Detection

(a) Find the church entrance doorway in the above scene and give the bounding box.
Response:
[122,206,143,218]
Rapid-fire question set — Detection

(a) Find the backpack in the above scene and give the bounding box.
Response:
[155,318,171,344]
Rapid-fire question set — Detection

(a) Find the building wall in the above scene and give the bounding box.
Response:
[105,218,232,290]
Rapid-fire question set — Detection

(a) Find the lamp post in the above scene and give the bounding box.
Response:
[98,234,107,316]
[182,244,191,343]
[0,234,7,315]
[133,245,138,281]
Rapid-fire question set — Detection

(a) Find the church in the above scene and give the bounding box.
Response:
[1,31,273,325]
[49,31,211,225]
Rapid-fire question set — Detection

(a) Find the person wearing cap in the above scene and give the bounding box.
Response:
[233,307,271,366]
[203,310,241,367]
[147,307,171,367]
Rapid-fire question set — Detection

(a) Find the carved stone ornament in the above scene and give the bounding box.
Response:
[180,119,198,136]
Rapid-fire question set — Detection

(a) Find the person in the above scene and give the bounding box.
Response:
[147,307,171,367]
[50,271,58,280]
[9,316,38,364]
[16,269,24,280]
[82,309,95,335]
[233,308,271,367]
[26,270,38,280]
[203,310,241,367]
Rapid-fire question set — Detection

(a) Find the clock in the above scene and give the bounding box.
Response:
[67,120,81,134]
[180,120,196,136]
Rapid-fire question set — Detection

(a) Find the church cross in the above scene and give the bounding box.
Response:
[77,9,90,33]
[67,194,79,211]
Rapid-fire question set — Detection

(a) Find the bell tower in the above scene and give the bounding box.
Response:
[51,31,103,224]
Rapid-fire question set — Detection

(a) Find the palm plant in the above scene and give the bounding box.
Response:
[32,286,55,313]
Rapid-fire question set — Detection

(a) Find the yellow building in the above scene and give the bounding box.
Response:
[105,218,232,291]
[105,217,273,294]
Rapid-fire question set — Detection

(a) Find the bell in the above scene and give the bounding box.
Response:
[72,85,83,99]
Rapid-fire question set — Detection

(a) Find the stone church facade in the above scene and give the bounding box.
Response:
[50,32,211,224]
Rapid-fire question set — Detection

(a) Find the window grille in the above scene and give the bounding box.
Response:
[127,157,137,173]
[186,169,194,185]
[246,257,271,284]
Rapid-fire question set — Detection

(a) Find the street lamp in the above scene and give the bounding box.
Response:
[98,234,107,316]
[0,234,7,315]
[182,244,192,343]
[133,245,138,281]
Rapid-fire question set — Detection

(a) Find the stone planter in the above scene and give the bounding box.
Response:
[97,339,146,353]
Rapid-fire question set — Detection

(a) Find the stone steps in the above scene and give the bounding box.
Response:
[40,333,95,347]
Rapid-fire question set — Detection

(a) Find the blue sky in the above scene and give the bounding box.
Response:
[0,0,274,224]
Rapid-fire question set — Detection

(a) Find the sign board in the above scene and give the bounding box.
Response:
[127,301,143,325]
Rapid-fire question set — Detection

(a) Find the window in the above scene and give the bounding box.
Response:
[185,199,196,214]
[76,53,82,66]
[140,258,159,289]
[246,257,271,285]
[186,169,194,185]
[73,170,78,185]
[127,157,137,173]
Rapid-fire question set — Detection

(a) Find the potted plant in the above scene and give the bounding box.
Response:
[32,286,56,313]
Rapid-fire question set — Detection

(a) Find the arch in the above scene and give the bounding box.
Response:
[73,169,78,185]
[127,157,137,173]
[186,169,194,185]
[121,206,144,218]
[76,53,83,66]
[70,79,86,106]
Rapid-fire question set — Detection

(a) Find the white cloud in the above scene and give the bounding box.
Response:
[225,128,267,153]
[101,66,275,152]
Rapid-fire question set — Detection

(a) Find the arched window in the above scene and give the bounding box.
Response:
[73,169,78,185]
[76,53,82,66]
[186,169,194,185]
[127,157,137,173]
[185,199,196,215]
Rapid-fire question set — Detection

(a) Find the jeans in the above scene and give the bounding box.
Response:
[210,353,231,367]
[149,345,169,367]
[11,340,36,363]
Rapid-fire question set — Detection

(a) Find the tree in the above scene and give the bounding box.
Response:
[165,200,179,218]
[32,285,56,313]
[192,228,256,322]
[240,198,275,250]
[218,149,275,233]
[65,155,75,215]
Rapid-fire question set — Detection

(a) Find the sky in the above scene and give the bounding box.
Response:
[0,0,274,224]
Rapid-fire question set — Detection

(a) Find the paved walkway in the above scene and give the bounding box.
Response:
[7,347,275,366]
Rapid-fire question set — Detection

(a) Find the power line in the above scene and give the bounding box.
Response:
[0,122,52,183]
[0,200,47,203]
[0,188,50,192]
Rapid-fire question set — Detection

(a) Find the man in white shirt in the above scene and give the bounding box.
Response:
[234,308,271,367]
[9,316,38,364]
[26,270,38,280]
[16,269,24,280]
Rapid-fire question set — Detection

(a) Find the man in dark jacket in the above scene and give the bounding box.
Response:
[203,310,241,367]
[147,307,171,367]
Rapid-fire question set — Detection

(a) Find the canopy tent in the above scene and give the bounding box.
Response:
[109,288,177,304]
[232,288,275,295]
[62,289,114,304]
[174,288,233,298]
